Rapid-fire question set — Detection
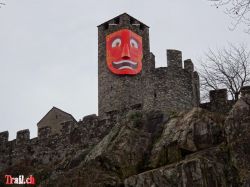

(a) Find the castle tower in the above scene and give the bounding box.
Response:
[98,13,200,118]
[98,13,154,117]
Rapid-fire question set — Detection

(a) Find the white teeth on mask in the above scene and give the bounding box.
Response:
[118,66,134,70]
[112,60,137,65]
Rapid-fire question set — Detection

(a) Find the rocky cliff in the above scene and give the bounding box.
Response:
[0,91,249,186]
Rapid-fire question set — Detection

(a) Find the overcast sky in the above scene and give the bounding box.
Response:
[0,0,249,140]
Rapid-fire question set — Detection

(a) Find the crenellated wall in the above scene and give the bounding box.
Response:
[200,89,232,114]
[199,87,250,114]
[241,86,250,97]
[0,114,116,172]
[142,50,200,114]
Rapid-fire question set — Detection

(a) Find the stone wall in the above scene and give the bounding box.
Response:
[200,88,236,114]
[200,86,250,114]
[143,51,200,114]
[0,114,115,172]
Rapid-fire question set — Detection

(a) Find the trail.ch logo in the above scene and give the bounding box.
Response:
[5,175,35,185]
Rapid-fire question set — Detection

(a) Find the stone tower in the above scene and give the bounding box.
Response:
[98,13,153,117]
[98,13,200,118]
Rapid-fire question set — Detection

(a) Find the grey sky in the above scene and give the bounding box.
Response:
[0,0,249,140]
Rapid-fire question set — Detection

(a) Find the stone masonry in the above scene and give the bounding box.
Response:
[0,114,116,173]
[200,89,235,114]
[98,13,200,118]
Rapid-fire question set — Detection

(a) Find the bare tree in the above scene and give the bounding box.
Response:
[209,0,250,33]
[200,43,250,101]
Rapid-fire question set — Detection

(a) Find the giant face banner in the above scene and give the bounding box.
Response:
[106,29,143,75]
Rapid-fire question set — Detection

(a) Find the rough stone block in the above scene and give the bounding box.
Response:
[0,131,9,146]
[167,49,182,68]
[16,129,30,145]
[210,89,227,104]
[184,59,194,72]
[241,86,250,96]
[60,121,76,135]
[38,126,51,139]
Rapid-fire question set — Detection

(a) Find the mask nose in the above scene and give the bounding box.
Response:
[121,44,131,59]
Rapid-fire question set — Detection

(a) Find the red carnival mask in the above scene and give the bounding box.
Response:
[106,29,143,75]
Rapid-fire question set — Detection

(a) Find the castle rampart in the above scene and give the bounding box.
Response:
[200,88,236,114]
[0,115,115,172]
[142,50,200,115]
[241,86,250,97]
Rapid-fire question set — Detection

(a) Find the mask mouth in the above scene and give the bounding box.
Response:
[112,60,138,70]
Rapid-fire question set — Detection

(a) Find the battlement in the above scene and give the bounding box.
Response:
[0,129,31,146]
[154,49,195,74]
[200,89,231,114]
[199,88,250,114]
[154,51,195,75]
[241,86,250,96]
[0,112,116,171]
[0,105,160,172]
[165,50,195,74]
[167,49,182,68]
[98,13,148,31]
[0,104,144,151]
[0,131,8,147]
[184,59,194,73]
[209,89,227,104]
[16,129,30,145]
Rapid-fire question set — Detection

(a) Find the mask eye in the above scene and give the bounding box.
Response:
[130,38,138,48]
[111,38,121,48]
